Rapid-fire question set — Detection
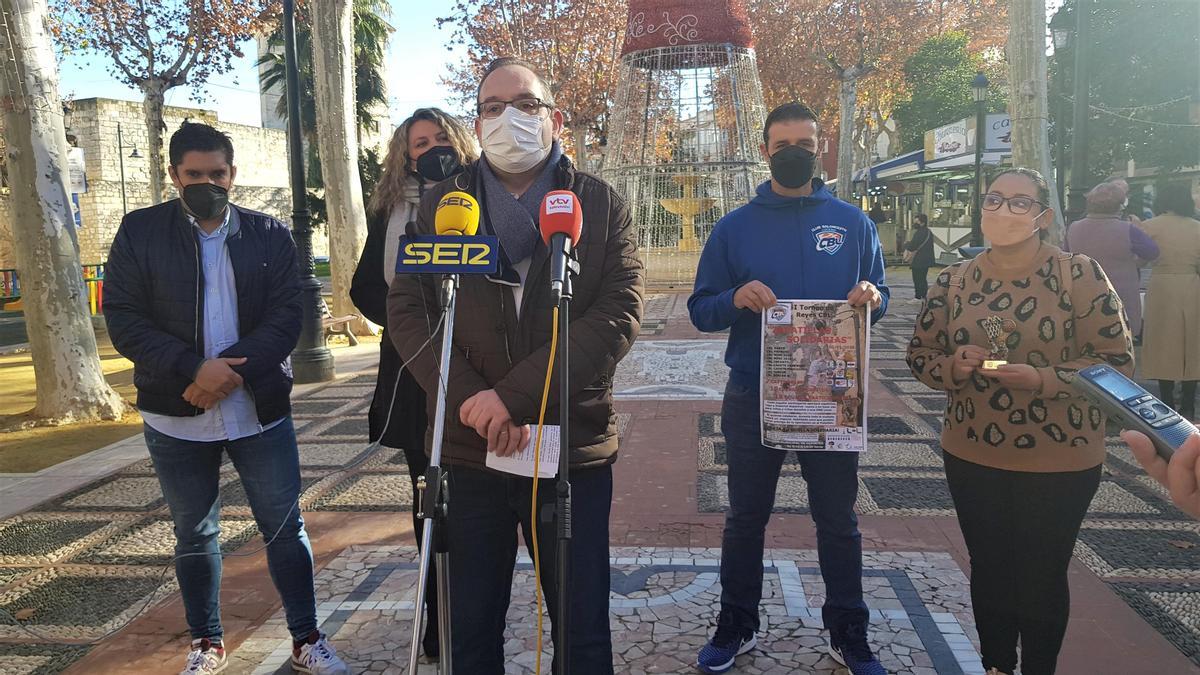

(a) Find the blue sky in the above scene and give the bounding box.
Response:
[57,3,465,128]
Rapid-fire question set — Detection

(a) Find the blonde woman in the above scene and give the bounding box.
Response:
[349,107,478,659]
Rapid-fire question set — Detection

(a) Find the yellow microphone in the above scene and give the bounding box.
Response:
[434,191,480,236]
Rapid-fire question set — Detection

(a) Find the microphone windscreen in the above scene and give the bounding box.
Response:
[434,191,480,236]
[539,190,583,245]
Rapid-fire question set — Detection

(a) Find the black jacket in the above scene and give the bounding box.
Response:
[103,200,302,423]
[905,225,936,267]
[388,156,645,469]
[350,206,428,452]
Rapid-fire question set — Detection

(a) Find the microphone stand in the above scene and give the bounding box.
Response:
[408,274,458,675]
[552,253,579,675]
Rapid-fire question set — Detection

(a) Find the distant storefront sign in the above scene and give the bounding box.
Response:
[924,113,1012,162]
[925,119,968,161]
[983,113,1011,153]
[68,147,87,194]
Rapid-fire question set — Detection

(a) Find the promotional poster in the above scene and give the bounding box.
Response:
[760,301,869,452]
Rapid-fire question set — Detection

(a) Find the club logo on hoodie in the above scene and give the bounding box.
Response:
[812,224,847,255]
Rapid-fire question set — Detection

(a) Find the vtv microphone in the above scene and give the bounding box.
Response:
[539,190,583,305]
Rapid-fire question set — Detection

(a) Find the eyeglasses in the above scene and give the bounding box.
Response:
[982,192,1046,215]
[477,97,553,119]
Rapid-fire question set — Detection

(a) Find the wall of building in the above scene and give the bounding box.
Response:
[0,97,336,274]
[62,98,303,264]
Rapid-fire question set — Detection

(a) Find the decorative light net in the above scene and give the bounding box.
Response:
[604,44,769,287]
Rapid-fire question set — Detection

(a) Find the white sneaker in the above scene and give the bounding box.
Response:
[181,638,227,674]
[292,633,349,674]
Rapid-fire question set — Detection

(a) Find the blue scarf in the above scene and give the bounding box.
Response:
[479,141,564,283]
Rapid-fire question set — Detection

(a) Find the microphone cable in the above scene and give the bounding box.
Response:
[0,307,448,646]
[529,304,560,675]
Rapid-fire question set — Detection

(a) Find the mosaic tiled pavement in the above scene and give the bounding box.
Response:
[231,546,982,675]
[1,281,1198,672]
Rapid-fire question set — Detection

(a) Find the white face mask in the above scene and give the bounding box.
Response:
[480,106,550,174]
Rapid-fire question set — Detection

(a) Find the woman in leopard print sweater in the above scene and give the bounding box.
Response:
[907,168,1134,675]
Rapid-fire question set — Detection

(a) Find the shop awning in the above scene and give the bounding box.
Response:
[872,150,926,179]
[925,152,1009,170]
[851,149,926,183]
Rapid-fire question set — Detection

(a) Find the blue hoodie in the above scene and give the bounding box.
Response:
[688,179,889,389]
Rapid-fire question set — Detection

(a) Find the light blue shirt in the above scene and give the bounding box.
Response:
[141,207,282,442]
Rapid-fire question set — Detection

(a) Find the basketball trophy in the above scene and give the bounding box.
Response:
[981,315,1017,370]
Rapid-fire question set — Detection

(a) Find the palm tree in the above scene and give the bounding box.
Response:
[258,0,391,210]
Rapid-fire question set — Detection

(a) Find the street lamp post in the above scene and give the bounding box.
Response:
[112,118,142,214]
[1065,0,1093,224]
[971,71,988,247]
[283,0,335,383]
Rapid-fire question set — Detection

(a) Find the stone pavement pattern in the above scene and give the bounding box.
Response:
[1,277,1198,674]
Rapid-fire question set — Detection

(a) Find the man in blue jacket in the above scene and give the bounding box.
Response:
[689,103,889,675]
[103,123,347,675]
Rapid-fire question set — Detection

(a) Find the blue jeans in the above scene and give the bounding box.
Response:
[144,418,317,642]
[718,381,869,633]
[445,463,614,675]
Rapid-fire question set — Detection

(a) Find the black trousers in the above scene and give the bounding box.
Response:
[943,452,1100,675]
[911,264,931,300]
[445,464,614,674]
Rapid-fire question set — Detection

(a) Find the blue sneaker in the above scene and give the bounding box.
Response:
[829,623,886,675]
[696,619,756,673]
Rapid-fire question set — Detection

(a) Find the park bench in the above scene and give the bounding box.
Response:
[320,299,359,347]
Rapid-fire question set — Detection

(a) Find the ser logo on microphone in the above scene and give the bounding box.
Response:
[396,236,500,274]
[401,240,494,266]
[396,190,499,274]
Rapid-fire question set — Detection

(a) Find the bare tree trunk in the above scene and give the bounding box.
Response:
[1007,0,1066,242]
[140,78,170,204]
[0,0,127,424]
[835,75,860,202]
[311,0,370,334]
[572,124,590,174]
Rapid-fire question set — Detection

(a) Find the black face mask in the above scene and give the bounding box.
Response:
[415,146,464,183]
[769,145,817,189]
[180,183,229,221]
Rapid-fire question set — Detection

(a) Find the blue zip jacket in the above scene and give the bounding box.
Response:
[688,179,889,389]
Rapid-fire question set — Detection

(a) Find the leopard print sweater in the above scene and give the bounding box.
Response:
[907,245,1134,472]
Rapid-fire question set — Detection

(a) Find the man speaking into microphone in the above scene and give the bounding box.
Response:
[387,57,644,673]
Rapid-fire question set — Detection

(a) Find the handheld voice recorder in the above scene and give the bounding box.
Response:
[1072,364,1197,460]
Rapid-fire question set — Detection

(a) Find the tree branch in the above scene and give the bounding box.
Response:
[163,10,197,79]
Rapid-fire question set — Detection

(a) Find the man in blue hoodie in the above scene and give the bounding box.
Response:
[689,103,889,675]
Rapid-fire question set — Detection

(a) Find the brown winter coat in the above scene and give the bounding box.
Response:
[386,156,644,469]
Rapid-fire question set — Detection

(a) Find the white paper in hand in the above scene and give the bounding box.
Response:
[485,425,560,478]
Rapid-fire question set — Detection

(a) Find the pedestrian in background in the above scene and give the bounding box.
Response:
[904,213,936,300]
[907,168,1133,675]
[1140,182,1200,421]
[350,106,478,659]
[1065,179,1159,342]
